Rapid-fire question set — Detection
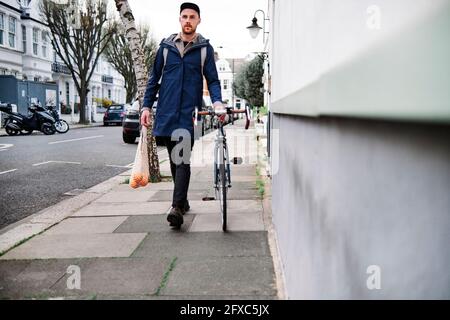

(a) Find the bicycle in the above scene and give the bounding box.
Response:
[194,106,251,231]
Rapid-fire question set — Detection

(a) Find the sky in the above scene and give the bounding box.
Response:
[111,0,268,59]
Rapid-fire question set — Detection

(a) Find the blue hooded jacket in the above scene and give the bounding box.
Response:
[142,33,222,137]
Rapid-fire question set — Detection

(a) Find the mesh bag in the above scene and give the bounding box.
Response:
[129,126,150,189]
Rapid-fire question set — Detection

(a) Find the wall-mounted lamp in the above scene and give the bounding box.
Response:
[247,9,269,43]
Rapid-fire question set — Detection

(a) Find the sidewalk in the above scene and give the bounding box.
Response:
[0,120,279,300]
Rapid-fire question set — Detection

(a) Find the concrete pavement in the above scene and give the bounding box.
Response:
[0,120,280,300]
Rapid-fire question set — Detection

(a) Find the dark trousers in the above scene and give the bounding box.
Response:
[159,136,195,209]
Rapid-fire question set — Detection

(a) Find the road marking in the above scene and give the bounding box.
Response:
[0,169,17,175]
[48,135,104,145]
[106,165,131,168]
[0,144,13,151]
[105,151,164,169]
[33,161,82,167]
[106,162,134,169]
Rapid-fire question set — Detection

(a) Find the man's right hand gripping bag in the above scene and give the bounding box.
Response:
[129,126,150,189]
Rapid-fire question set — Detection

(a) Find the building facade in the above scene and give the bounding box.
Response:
[268,0,450,299]
[0,0,125,112]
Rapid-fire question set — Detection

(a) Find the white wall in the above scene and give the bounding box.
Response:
[271,0,448,101]
[269,0,450,123]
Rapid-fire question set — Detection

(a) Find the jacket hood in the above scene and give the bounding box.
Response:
[161,33,209,47]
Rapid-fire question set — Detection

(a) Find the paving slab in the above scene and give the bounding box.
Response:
[94,191,156,203]
[0,260,32,298]
[0,259,82,299]
[150,190,208,202]
[132,231,270,258]
[45,217,128,235]
[194,175,256,183]
[225,189,261,200]
[49,257,170,297]
[0,233,147,260]
[72,202,172,217]
[186,200,263,215]
[112,182,175,192]
[114,214,195,233]
[189,213,265,232]
[162,256,277,297]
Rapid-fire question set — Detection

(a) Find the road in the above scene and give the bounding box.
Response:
[0,126,162,230]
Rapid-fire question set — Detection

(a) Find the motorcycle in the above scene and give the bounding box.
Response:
[0,102,56,136]
[45,105,70,134]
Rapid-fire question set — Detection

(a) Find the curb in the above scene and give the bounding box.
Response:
[0,169,131,255]
[257,134,287,300]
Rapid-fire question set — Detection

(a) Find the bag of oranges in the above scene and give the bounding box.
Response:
[129,126,150,189]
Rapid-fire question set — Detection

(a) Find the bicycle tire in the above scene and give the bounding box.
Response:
[219,163,227,231]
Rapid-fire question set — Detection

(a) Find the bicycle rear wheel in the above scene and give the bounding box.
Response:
[217,163,227,231]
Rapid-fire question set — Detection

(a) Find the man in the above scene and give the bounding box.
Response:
[140,2,224,228]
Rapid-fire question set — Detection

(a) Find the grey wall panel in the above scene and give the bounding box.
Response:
[271,113,450,299]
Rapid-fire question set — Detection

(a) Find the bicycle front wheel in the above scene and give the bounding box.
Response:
[217,163,227,231]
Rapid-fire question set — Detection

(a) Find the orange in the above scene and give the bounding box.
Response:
[140,176,149,187]
[130,180,139,189]
[133,173,143,182]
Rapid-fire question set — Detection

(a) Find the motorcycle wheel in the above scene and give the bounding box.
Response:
[55,120,69,133]
[41,123,56,135]
[5,120,20,136]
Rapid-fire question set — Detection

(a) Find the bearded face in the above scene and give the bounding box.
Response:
[179,9,201,36]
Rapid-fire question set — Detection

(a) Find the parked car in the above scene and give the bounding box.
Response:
[122,100,163,145]
[103,104,127,126]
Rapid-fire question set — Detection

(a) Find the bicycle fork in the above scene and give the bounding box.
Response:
[214,127,232,188]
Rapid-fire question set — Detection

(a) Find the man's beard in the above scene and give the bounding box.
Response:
[183,25,196,35]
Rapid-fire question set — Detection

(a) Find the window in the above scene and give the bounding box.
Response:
[224,79,228,90]
[8,17,16,48]
[66,82,70,106]
[108,89,111,100]
[32,28,38,55]
[34,76,41,82]
[22,25,26,53]
[41,31,48,57]
[0,13,4,45]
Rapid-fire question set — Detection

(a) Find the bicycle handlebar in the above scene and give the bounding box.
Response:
[195,106,251,130]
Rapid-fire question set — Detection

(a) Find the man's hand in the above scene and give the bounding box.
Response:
[213,102,227,123]
[140,109,151,127]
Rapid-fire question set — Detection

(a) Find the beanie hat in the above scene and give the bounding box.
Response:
[180,2,200,17]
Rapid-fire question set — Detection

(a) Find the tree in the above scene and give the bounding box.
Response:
[232,55,264,107]
[105,24,157,103]
[41,0,116,124]
[114,0,161,182]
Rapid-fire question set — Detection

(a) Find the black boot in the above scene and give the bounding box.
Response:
[167,206,184,228]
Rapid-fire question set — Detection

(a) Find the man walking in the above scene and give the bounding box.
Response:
[140,2,223,228]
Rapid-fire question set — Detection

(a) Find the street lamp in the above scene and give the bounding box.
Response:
[247,9,269,43]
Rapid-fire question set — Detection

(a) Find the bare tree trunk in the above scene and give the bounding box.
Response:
[114,0,161,182]
[79,80,87,124]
